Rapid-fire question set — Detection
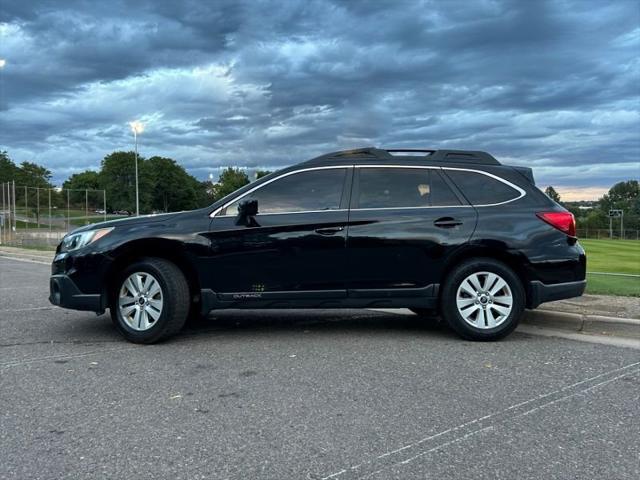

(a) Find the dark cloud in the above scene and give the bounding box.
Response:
[0,0,638,194]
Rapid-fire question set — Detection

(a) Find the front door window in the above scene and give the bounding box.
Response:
[219,168,347,216]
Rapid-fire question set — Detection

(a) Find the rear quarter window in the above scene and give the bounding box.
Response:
[444,170,523,206]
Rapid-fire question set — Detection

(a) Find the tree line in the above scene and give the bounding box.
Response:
[0,151,53,189]
[545,183,639,231]
[0,150,270,214]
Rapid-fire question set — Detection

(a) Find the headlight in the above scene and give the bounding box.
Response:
[60,227,114,252]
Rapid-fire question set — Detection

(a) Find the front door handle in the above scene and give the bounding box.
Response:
[434,217,463,228]
[315,226,344,236]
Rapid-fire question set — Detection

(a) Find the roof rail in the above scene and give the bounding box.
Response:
[312,147,391,161]
[385,149,500,165]
[331,147,391,158]
[311,147,500,165]
[426,150,500,165]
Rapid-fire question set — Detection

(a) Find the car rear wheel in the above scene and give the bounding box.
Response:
[440,258,524,341]
[110,258,190,343]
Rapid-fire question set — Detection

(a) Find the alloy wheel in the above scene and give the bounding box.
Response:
[455,271,513,329]
[118,272,163,331]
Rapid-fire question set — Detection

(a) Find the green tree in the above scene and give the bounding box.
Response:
[196,180,217,206]
[599,180,640,230]
[600,180,639,208]
[581,209,608,230]
[100,151,152,213]
[255,169,272,179]
[147,156,202,212]
[0,152,52,188]
[63,170,101,191]
[0,151,19,183]
[0,152,57,224]
[544,185,561,203]
[15,162,52,189]
[211,167,250,201]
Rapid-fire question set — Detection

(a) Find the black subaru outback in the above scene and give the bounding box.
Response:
[49,148,586,343]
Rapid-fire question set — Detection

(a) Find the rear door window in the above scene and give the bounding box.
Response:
[355,168,461,208]
[444,170,522,206]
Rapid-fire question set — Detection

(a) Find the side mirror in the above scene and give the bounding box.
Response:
[235,198,259,226]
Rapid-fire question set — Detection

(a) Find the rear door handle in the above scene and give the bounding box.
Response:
[434,217,463,228]
[315,226,344,236]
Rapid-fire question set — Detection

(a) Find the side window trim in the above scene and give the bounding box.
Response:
[210,166,350,218]
[441,167,526,207]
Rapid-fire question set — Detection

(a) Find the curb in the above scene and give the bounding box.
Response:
[0,249,54,265]
[523,310,640,340]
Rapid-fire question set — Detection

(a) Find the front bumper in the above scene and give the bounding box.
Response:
[49,274,103,312]
[527,279,587,309]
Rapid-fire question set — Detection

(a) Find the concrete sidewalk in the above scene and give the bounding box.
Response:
[0,245,54,264]
[539,294,639,320]
[524,293,640,344]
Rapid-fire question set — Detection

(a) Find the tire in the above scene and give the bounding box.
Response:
[109,257,190,344]
[440,258,524,341]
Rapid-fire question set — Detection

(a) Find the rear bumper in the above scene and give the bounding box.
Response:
[49,274,103,312]
[527,279,586,309]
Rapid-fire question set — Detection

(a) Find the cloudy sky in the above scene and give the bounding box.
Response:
[1,0,638,199]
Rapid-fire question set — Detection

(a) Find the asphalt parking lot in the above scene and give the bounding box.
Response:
[1,257,639,480]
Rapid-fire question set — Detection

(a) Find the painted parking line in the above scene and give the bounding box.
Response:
[319,361,640,480]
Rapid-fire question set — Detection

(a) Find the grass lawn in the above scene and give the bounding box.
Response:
[69,215,121,226]
[580,239,640,275]
[580,239,640,297]
[15,220,55,229]
[13,215,121,228]
[585,274,639,297]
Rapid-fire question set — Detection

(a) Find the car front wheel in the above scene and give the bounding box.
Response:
[110,258,190,343]
[440,258,524,341]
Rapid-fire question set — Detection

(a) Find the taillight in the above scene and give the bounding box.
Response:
[536,212,576,237]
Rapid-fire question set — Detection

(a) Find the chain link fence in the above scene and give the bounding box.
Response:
[576,228,640,240]
[1,181,108,247]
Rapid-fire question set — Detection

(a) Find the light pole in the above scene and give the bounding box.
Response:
[0,59,6,111]
[129,121,144,216]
